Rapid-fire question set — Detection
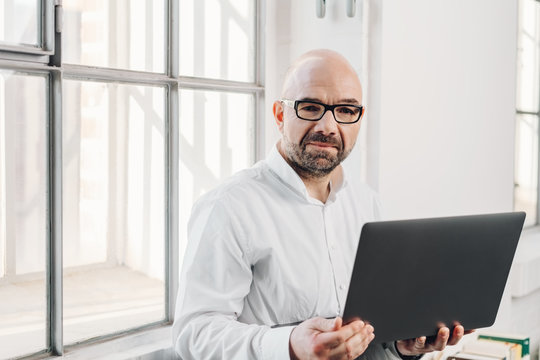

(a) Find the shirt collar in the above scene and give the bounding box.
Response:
[265,144,348,205]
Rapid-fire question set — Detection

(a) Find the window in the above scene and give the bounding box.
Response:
[0,0,263,358]
[515,0,540,227]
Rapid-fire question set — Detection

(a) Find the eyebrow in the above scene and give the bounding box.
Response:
[299,97,361,105]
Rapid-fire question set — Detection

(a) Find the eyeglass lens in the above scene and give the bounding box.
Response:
[296,101,361,123]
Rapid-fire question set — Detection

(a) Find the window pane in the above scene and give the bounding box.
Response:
[515,114,538,226]
[179,0,256,82]
[178,89,254,259]
[63,80,166,344]
[63,0,165,73]
[516,0,540,113]
[0,72,47,358]
[0,0,40,47]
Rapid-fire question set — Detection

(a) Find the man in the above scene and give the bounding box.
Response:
[172,49,466,359]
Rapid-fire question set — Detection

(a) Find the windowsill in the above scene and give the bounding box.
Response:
[0,265,166,359]
[41,326,173,360]
[510,226,540,298]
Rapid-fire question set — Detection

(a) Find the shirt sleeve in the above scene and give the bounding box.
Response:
[172,195,294,359]
[359,342,406,360]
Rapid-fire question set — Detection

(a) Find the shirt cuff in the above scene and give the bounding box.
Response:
[384,341,406,360]
[260,325,295,360]
[387,341,424,360]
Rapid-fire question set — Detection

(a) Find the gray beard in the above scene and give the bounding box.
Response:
[282,133,352,179]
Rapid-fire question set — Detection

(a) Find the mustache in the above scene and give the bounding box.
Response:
[301,132,342,149]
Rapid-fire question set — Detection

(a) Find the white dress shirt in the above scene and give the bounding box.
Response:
[172,145,402,360]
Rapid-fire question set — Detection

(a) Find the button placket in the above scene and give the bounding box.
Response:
[324,204,349,313]
[321,206,341,315]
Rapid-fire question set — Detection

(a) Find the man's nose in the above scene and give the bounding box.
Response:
[313,109,338,134]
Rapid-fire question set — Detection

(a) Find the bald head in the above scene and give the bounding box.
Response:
[280,49,362,100]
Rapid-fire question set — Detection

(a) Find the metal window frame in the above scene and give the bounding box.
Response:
[515,0,540,227]
[515,109,540,227]
[1,0,265,358]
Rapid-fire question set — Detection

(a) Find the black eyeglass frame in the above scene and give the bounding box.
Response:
[281,99,364,124]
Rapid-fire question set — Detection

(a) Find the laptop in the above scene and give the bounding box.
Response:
[342,212,526,344]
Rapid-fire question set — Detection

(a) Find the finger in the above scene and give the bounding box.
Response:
[346,329,376,358]
[447,325,464,346]
[327,329,375,359]
[399,336,427,355]
[396,339,419,356]
[316,321,367,348]
[430,327,450,351]
[334,317,343,331]
[413,336,427,352]
[464,329,476,335]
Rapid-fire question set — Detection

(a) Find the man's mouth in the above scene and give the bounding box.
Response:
[306,142,339,150]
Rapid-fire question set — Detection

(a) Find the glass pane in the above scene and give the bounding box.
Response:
[178,89,254,260]
[63,0,165,73]
[63,80,166,344]
[514,114,539,226]
[179,0,256,82]
[516,0,540,113]
[0,0,40,47]
[0,72,47,358]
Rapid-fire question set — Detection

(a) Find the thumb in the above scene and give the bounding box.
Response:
[313,317,342,332]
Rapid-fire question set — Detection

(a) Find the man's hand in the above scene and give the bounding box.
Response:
[396,325,474,356]
[289,317,375,360]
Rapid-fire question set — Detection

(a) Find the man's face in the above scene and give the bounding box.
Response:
[274,56,363,178]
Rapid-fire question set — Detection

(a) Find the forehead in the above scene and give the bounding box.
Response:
[284,58,363,102]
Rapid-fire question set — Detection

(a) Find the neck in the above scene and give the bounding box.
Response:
[301,173,333,203]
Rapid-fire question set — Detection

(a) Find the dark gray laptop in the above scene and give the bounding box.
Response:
[343,212,526,344]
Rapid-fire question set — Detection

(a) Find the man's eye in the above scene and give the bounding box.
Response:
[301,105,322,112]
[337,107,359,115]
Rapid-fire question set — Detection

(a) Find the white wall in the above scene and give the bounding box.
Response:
[376,0,516,220]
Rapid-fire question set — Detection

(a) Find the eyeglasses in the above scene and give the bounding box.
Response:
[281,99,364,124]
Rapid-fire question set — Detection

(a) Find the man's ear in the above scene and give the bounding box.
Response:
[273,101,285,133]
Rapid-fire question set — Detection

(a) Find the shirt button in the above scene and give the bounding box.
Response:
[339,284,346,291]
[330,243,336,250]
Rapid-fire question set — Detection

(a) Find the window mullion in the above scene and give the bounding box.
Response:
[166,82,179,322]
[536,91,540,226]
[255,0,265,162]
[48,69,63,356]
[168,0,179,79]
[166,0,180,322]
[536,0,540,225]
[536,0,540,226]
[48,0,63,352]
[535,113,540,226]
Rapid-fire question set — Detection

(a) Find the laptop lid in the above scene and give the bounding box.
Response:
[342,212,526,344]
